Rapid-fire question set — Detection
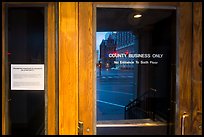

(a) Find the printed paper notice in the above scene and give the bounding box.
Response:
[11,64,44,90]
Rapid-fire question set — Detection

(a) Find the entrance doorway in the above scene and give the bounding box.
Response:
[96,7,176,135]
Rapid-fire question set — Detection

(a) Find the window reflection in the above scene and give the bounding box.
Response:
[96,7,176,127]
[96,31,138,121]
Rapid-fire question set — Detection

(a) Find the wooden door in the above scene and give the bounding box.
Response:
[75,2,201,135]
[59,2,202,135]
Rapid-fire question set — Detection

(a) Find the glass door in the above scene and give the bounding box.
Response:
[7,7,45,134]
[88,2,193,135]
[95,6,176,135]
[2,2,57,135]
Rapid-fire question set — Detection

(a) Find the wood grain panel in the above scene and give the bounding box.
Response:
[175,2,192,135]
[59,2,79,135]
[2,2,6,135]
[78,2,95,135]
[47,3,56,135]
[192,2,202,135]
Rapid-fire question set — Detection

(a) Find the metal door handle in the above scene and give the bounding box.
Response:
[181,112,189,135]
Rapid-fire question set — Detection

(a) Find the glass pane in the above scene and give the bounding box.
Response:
[96,7,176,135]
[7,7,45,135]
[96,31,138,120]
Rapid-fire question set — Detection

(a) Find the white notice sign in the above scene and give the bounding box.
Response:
[11,64,44,90]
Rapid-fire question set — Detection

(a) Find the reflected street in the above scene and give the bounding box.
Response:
[97,68,136,121]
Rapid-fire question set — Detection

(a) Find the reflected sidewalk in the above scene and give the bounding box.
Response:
[97,68,134,77]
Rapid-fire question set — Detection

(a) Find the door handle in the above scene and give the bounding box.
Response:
[181,112,189,135]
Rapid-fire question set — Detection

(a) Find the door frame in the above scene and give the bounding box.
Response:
[58,2,79,135]
[192,2,202,135]
[58,2,95,135]
[2,2,58,135]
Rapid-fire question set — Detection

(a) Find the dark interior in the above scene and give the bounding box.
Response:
[8,7,45,135]
[97,8,174,31]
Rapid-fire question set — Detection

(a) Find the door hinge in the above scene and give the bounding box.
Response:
[78,121,83,135]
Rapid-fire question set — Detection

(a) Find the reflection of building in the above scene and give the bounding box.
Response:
[96,50,99,61]
[115,32,138,70]
[100,31,138,69]
[105,32,112,39]
[100,36,116,68]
